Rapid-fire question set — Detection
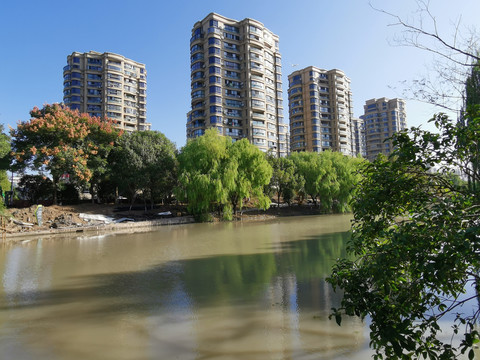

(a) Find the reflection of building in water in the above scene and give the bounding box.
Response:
[0,217,370,359]
[296,275,365,357]
[263,273,366,358]
[265,274,300,356]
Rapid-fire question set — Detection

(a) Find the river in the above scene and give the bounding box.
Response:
[0,214,375,360]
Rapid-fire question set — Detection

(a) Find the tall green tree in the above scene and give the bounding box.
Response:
[465,59,480,109]
[109,130,177,209]
[18,175,54,204]
[290,152,329,207]
[326,151,364,213]
[176,129,230,219]
[0,125,11,207]
[266,155,303,206]
[176,129,272,220]
[290,151,363,212]
[224,138,272,216]
[0,124,11,172]
[328,109,480,359]
[462,59,480,193]
[10,104,120,204]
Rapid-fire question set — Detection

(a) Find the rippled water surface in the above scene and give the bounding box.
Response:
[0,214,375,360]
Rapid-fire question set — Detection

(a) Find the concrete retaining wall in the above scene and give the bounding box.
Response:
[2,216,196,242]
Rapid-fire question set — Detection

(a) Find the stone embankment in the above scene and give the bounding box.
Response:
[0,203,327,242]
[2,215,196,241]
[0,204,195,242]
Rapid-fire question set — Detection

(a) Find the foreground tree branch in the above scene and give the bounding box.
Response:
[370,0,480,111]
[328,109,480,359]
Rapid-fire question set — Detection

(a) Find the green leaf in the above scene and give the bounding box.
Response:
[335,314,342,326]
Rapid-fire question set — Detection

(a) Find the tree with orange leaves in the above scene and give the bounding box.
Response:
[11,104,121,204]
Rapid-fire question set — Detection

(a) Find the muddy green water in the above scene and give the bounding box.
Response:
[0,214,373,360]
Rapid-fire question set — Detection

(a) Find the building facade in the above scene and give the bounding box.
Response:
[351,117,366,158]
[186,13,288,157]
[287,66,354,155]
[363,97,407,161]
[63,51,150,132]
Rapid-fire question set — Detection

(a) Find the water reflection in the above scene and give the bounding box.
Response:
[0,215,371,359]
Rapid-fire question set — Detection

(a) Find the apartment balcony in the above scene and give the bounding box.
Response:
[252,112,265,119]
[107,65,122,72]
[250,64,264,75]
[190,54,205,63]
[251,102,265,110]
[192,72,205,80]
[190,33,204,43]
[248,34,263,45]
[207,27,222,35]
[253,138,267,146]
[191,90,205,100]
[224,44,239,52]
[249,54,263,62]
[191,113,205,120]
[224,110,242,118]
[224,54,241,61]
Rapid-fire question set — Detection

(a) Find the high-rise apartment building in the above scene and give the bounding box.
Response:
[363,97,407,161]
[351,117,366,158]
[288,67,354,155]
[63,51,150,132]
[186,13,288,157]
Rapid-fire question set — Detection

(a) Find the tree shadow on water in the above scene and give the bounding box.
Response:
[0,231,350,322]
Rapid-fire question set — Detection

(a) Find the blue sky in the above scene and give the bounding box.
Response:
[1,0,478,149]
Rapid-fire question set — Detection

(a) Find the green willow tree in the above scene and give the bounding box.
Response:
[290,151,363,212]
[223,138,272,217]
[290,151,332,207]
[176,129,230,220]
[266,154,303,206]
[176,129,272,221]
[328,109,480,359]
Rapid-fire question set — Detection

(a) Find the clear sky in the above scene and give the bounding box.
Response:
[1,0,478,149]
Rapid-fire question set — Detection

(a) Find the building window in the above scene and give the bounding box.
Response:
[210,96,222,104]
[208,37,221,46]
[209,56,221,64]
[209,76,221,84]
[209,66,221,74]
[210,106,222,113]
[87,58,102,65]
[210,115,222,124]
[224,24,239,33]
[191,62,204,71]
[209,47,220,55]
[87,74,102,80]
[224,33,240,41]
[209,86,221,94]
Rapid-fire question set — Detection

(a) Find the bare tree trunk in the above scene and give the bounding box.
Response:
[128,188,136,211]
[277,187,281,208]
[52,176,58,205]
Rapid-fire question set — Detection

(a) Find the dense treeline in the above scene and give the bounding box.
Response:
[4,104,365,218]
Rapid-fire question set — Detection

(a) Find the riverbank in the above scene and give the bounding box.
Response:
[0,203,328,241]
